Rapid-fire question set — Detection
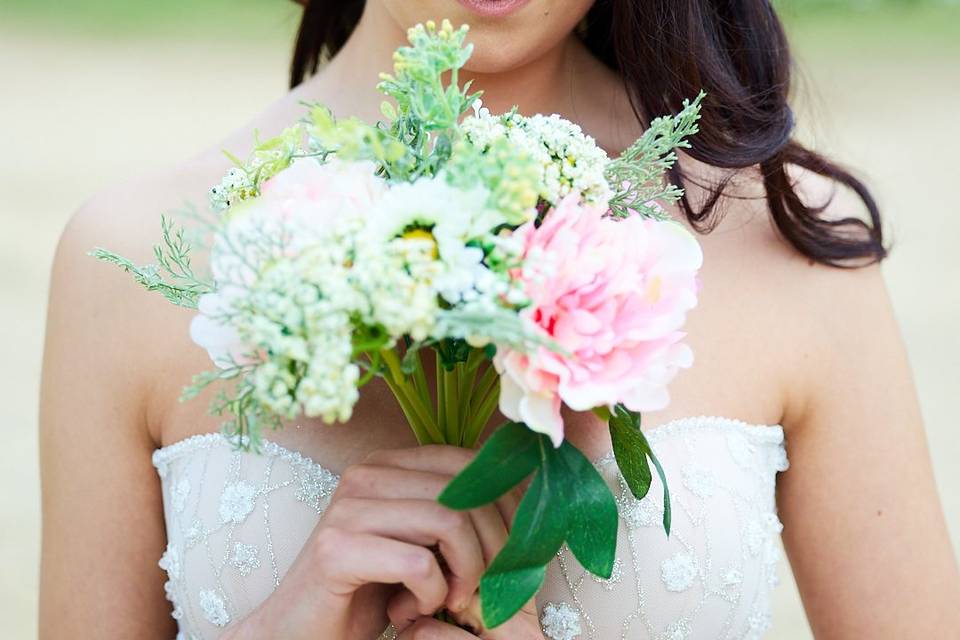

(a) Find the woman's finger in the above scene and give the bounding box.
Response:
[323,498,485,611]
[336,462,511,561]
[361,448,524,533]
[396,617,479,639]
[364,445,474,475]
[335,465,450,501]
[312,529,448,617]
[386,588,422,632]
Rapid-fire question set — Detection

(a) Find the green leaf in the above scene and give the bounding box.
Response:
[480,566,545,630]
[555,442,618,579]
[481,461,566,628]
[609,405,653,500]
[648,446,672,536]
[609,404,672,535]
[438,422,540,510]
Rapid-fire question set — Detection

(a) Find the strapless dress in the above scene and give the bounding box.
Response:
[153,416,789,639]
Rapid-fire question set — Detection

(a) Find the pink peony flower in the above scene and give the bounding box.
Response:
[257,158,385,235]
[495,196,703,445]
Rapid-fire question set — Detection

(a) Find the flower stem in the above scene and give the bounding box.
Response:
[443,364,460,444]
[381,349,444,444]
[463,377,500,449]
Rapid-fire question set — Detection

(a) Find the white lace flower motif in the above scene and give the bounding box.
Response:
[158,544,181,580]
[540,601,582,640]
[171,477,191,513]
[681,463,717,499]
[721,567,744,588]
[661,552,699,592]
[726,430,757,469]
[219,481,257,524]
[661,618,692,640]
[231,542,261,577]
[620,492,661,528]
[158,544,183,620]
[294,462,338,514]
[185,519,204,548]
[199,589,231,627]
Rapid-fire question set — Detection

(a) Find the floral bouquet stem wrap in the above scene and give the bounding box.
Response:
[93,20,705,629]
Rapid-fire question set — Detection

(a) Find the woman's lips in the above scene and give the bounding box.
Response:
[456,0,532,18]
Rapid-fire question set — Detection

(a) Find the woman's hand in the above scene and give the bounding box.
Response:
[223,445,520,640]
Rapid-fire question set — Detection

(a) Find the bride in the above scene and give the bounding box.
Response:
[38,0,960,638]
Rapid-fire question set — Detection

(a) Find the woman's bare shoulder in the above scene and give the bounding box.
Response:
[49,153,232,436]
[686,165,892,420]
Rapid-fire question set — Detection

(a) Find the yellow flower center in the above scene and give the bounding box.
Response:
[402,229,439,258]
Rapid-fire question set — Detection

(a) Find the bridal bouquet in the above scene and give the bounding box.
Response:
[93,20,704,628]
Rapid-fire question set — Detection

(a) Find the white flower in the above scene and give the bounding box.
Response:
[461,110,612,207]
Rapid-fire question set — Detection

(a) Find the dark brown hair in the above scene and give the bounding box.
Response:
[290,0,886,267]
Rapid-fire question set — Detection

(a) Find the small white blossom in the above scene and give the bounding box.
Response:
[462,110,612,206]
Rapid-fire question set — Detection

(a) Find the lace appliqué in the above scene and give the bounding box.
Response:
[219,481,257,524]
[171,477,191,513]
[199,589,230,627]
[660,552,699,592]
[541,601,583,640]
[293,461,338,513]
[231,542,261,577]
[158,544,183,620]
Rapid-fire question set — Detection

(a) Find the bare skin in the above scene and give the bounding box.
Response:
[39,0,960,638]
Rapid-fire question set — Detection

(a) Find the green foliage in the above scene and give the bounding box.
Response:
[443,425,619,628]
[305,105,413,178]
[221,125,306,206]
[208,379,282,451]
[301,20,486,185]
[606,92,705,220]
[89,214,213,308]
[444,136,540,226]
[433,307,563,356]
[609,404,672,535]
[375,20,482,181]
[378,20,478,134]
[558,441,619,578]
[439,422,541,509]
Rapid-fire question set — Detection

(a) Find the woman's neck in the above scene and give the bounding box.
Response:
[297,4,610,123]
[235,4,640,156]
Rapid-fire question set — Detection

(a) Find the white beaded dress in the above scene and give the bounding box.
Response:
[153,416,789,640]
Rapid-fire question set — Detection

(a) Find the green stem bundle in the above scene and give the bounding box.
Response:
[380,343,501,449]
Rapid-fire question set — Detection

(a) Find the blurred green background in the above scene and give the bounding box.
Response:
[1,1,958,638]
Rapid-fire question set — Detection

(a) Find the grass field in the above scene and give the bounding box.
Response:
[1,4,958,637]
